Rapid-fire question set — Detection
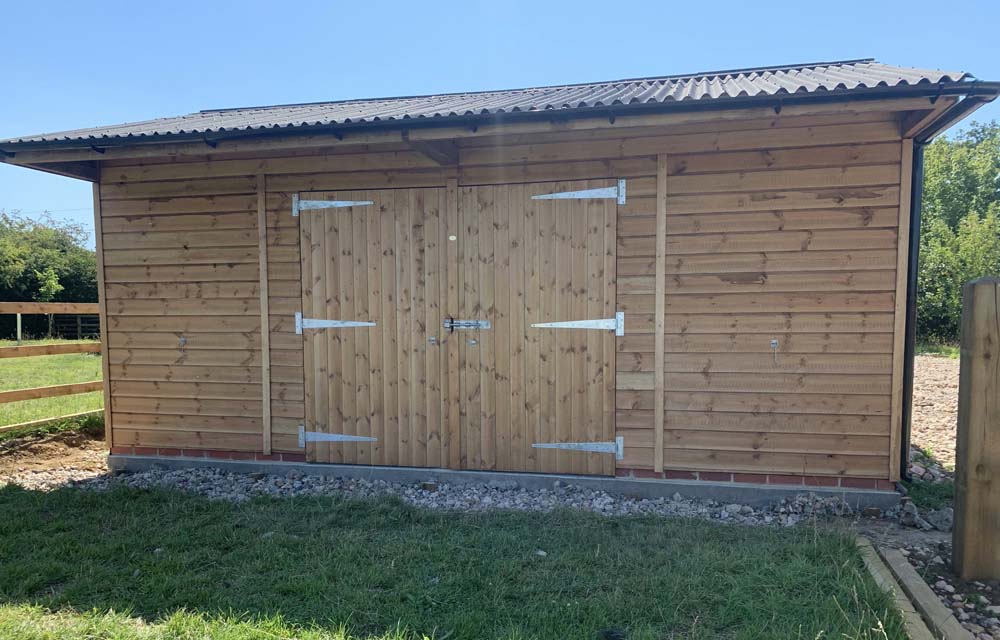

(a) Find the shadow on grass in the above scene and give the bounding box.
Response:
[0,484,906,640]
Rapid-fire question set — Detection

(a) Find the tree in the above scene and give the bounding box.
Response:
[0,211,97,337]
[918,121,1000,342]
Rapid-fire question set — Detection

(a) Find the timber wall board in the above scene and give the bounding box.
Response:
[97,107,908,477]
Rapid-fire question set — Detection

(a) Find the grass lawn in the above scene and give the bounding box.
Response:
[0,339,103,427]
[903,479,955,511]
[915,342,960,359]
[0,486,905,639]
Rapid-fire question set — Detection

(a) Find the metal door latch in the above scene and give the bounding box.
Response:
[443,318,491,331]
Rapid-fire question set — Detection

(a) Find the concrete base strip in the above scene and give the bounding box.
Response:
[857,537,935,640]
[108,455,900,509]
[878,546,973,640]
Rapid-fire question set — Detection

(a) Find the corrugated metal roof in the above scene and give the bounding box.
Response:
[1,59,970,145]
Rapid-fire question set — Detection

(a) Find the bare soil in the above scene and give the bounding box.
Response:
[0,430,106,476]
[911,355,960,469]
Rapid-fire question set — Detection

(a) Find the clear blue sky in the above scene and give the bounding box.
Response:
[2,0,998,248]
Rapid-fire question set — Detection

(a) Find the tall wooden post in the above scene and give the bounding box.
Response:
[954,276,1000,579]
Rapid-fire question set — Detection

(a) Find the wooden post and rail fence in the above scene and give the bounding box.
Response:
[0,302,103,433]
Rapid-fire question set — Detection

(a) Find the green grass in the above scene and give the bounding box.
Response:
[0,339,103,427]
[0,412,103,444]
[903,479,955,511]
[915,342,960,359]
[0,487,905,639]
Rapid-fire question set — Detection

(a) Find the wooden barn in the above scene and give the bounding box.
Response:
[3,59,996,490]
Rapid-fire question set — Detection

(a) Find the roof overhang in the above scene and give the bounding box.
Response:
[2,79,997,182]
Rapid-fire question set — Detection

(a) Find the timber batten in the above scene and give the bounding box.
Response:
[7,59,992,486]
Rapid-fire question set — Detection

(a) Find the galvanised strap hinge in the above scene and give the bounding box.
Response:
[531,179,626,205]
[292,193,374,216]
[295,311,376,334]
[532,436,624,461]
[298,425,377,448]
[531,311,624,336]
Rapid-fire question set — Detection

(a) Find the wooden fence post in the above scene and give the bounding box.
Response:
[953,276,1000,580]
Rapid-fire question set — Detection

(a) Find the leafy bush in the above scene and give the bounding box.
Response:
[917,122,1000,343]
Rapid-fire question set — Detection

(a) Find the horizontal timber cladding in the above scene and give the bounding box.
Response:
[98,172,306,455]
[615,131,904,479]
[98,105,911,478]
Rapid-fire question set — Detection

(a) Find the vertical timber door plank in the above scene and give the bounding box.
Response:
[524,188,542,472]
[411,189,429,468]
[380,192,400,466]
[538,191,557,472]
[300,196,316,462]
[352,200,372,465]
[256,175,272,455]
[585,189,604,475]
[396,190,413,466]
[461,186,482,469]
[554,188,574,474]
[508,183,527,471]
[338,196,358,464]
[425,189,444,468]
[655,157,668,473]
[321,199,338,463]
[889,139,914,482]
[445,179,462,469]
[312,207,330,462]
[478,186,498,470]
[366,202,384,466]
[494,185,513,471]
[566,190,583,474]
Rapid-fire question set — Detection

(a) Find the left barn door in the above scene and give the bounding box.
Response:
[298,188,458,467]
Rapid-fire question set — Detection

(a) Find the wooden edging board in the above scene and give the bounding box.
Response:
[875,544,974,639]
[857,537,936,640]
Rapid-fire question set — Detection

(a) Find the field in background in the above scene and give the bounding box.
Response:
[0,339,103,427]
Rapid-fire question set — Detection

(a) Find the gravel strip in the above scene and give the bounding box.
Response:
[3,464,876,528]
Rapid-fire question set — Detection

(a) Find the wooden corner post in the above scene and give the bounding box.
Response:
[654,155,667,473]
[92,183,113,449]
[257,174,272,455]
[953,276,1000,579]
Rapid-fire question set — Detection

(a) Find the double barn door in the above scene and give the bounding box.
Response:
[298,180,619,475]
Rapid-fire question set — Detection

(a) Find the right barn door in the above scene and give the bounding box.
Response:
[458,181,619,475]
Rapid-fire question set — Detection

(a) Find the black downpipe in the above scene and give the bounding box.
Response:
[900,142,926,481]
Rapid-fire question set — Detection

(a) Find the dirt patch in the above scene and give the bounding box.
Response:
[0,430,107,476]
[911,355,960,469]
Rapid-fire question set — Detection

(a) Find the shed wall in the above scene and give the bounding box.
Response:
[98,107,909,479]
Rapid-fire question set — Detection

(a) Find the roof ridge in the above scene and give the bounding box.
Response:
[199,58,880,114]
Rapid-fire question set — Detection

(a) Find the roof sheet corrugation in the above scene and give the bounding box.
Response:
[1,60,968,145]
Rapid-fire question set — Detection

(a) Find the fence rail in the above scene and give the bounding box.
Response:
[0,302,103,432]
[0,302,99,314]
[0,342,102,359]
